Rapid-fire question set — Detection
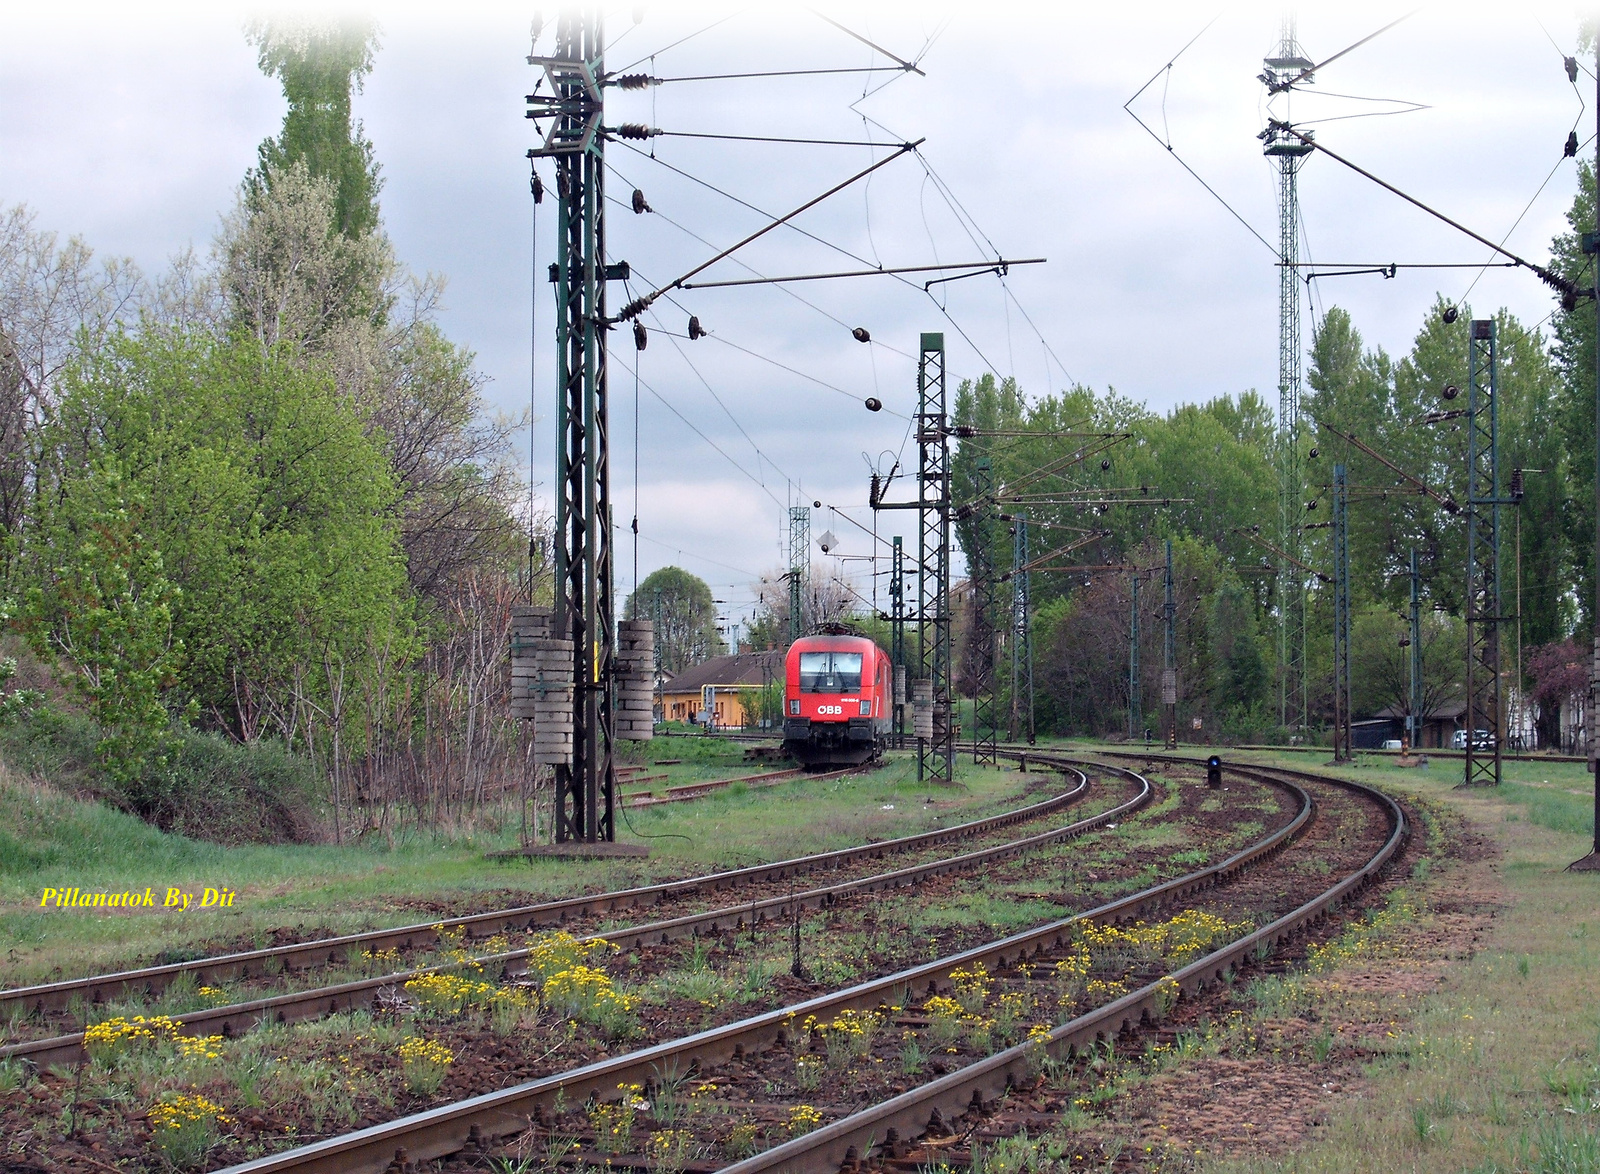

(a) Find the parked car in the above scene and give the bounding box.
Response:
[1451,729,1467,749]
[1381,739,1404,751]
[1451,728,1496,749]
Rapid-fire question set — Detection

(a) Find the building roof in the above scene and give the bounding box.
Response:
[1371,698,1467,720]
[661,650,785,694]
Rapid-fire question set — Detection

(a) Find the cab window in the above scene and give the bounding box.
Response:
[798,651,863,693]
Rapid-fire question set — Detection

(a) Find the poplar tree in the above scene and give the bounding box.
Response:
[246,19,384,241]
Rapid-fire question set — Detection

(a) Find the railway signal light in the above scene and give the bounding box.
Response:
[1206,755,1222,788]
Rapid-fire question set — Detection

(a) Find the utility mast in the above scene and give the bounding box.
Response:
[1261,20,1315,736]
[526,11,619,844]
[788,504,810,642]
[1009,516,1035,744]
[917,334,955,782]
[1463,319,1504,787]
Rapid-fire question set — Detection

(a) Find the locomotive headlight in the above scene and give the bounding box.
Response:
[789,700,801,716]
[859,699,872,716]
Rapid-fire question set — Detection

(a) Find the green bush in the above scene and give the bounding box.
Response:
[0,706,321,844]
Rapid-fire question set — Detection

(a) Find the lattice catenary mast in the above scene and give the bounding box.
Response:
[1464,319,1505,787]
[1261,22,1315,735]
[788,504,810,642]
[526,12,620,843]
[917,334,955,782]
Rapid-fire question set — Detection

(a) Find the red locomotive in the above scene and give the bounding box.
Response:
[782,633,894,767]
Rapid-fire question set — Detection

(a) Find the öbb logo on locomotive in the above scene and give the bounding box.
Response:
[782,633,894,768]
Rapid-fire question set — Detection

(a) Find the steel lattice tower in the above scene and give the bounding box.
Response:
[1408,548,1423,750]
[1009,516,1035,744]
[1262,26,1315,735]
[1162,540,1177,748]
[917,333,954,783]
[969,458,999,764]
[788,505,810,642]
[527,11,616,842]
[890,535,906,746]
[1128,571,1142,739]
[1464,319,1504,787]
[1332,463,1352,762]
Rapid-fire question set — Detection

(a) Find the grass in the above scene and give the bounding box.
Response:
[1163,744,1600,1174]
[0,744,1049,987]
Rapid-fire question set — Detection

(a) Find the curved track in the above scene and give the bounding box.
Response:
[720,754,1406,1174]
[205,755,1338,1174]
[7,761,1155,1069]
[3,763,1079,1019]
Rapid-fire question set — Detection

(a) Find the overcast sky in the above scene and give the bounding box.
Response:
[3,1,1591,634]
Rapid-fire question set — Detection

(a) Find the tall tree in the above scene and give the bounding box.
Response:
[1550,158,1597,635]
[624,567,724,677]
[246,18,384,240]
[29,329,413,745]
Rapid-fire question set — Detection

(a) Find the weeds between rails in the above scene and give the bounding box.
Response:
[190,761,1394,1174]
[704,761,1406,1174]
[1,759,1078,1019]
[1,769,1106,1047]
[11,759,1313,1174]
[0,761,1149,1074]
[0,758,1200,1171]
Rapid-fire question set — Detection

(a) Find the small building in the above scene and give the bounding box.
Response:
[659,650,786,729]
[1369,699,1467,749]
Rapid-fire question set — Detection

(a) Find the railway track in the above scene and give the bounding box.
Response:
[720,755,1406,1174]
[6,761,1158,1069]
[199,754,1354,1174]
[2,762,1075,1020]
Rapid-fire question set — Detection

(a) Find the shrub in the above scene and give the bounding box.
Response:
[398,1037,454,1095]
[148,1092,229,1168]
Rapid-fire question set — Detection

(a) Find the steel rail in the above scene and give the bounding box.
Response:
[208,757,1309,1174]
[723,758,1406,1174]
[4,763,1083,1017]
[6,764,1118,1069]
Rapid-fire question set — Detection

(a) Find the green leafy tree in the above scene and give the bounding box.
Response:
[1349,602,1464,723]
[31,329,413,746]
[1549,158,1597,634]
[23,463,187,784]
[624,566,723,677]
[246,18,383,239]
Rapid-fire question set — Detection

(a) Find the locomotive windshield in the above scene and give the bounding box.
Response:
[798,651,863,693]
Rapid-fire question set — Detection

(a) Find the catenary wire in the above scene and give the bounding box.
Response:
[637,129,918,148]
[620,269,794,491]
[604,162,915,362]
[1456,133,1595,308]
[615,137,999,372]
[1125,16,1278,257]
[611,348,786,511]
[609,10,743,77]
[648,65,913,83]
[613,140,921,357]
